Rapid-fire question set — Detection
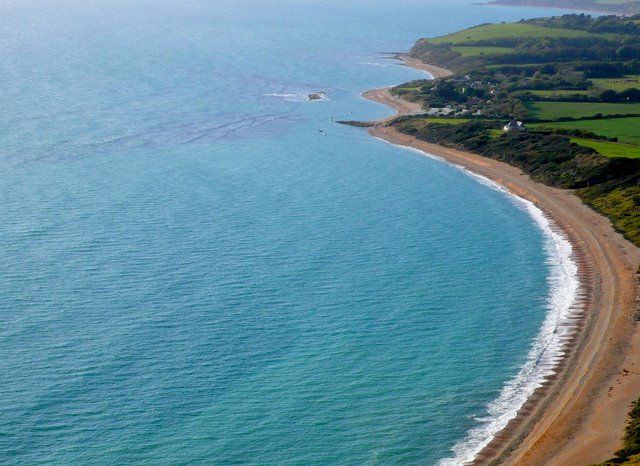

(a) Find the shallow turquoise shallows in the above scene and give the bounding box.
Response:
[0,0,581,464]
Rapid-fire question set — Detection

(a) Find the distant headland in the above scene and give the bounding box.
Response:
[487,0,640,15]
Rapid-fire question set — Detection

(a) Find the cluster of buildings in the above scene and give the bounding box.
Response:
[422,106,483,117]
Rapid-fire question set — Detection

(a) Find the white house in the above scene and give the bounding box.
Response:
[503,119,526,132]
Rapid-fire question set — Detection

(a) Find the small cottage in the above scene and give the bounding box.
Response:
[503,119,526,132]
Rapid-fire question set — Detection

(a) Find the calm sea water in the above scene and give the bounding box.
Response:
[0,1,580,464]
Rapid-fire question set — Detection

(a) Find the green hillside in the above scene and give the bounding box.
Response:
[429,22,610,44]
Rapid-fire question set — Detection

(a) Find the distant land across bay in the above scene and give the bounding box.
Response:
[487,0,640,15]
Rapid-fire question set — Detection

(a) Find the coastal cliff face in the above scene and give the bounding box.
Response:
[409,39,485,72]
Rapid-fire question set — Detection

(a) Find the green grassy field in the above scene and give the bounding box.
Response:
[451,46,512,57]
[591,76,640,91]
[429,23,611,45]
[530,117,640,145]
[516,89,591,97]
[525,101,640,119]
[570,137,640,158]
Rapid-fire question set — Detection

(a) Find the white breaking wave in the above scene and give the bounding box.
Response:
[358,61,392,67]
[377,139,580,466]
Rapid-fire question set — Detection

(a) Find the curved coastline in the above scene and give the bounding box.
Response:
[364,61,640,465]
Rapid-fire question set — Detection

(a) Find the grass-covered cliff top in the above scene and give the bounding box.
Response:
[410,14,640,72]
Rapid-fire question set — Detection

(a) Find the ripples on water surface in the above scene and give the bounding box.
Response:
[0,0,581,463]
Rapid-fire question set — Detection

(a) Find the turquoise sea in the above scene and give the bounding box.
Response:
[0,1,580,464]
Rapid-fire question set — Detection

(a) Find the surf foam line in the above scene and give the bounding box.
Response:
[375,138,581,466]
